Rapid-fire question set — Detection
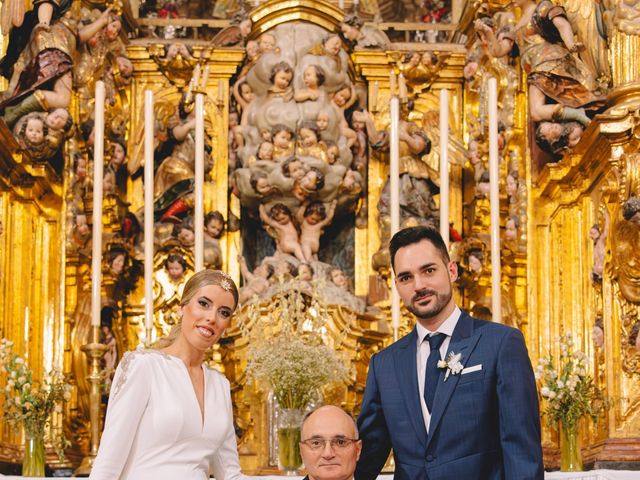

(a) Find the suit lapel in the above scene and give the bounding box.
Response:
[394,329,428,448]
[425,312,482,450]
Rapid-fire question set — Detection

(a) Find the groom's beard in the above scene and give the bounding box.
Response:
[407,284,453,320]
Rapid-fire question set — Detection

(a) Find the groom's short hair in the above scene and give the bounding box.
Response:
[389,226,450,272]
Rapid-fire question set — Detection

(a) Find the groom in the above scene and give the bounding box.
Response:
[355,227,543,479]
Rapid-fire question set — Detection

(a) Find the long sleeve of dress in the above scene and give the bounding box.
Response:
[209,375,245,480]
[90,352,151,480]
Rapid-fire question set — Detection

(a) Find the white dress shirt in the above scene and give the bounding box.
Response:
[416,306,461,433]
[90,350,244,480]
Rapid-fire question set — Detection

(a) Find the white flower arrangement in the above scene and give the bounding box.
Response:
[437,351,463,381]
[0,339,71,459]
[536,333,605,432]
[242,285,349,410]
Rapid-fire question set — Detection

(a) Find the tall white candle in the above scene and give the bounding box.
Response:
[201,66,210,90]
[398,73,408,102]
[488,77,502,323]
[390,89,401,335]
[91,81,105,327]
[192,64,201,91]
[439,89,449,245]
[217,79,224,107]
[144,90,154,331]
[339,0,344,10]
[390,70,397,97]
[371,80,379,112]
[194,93,205,272]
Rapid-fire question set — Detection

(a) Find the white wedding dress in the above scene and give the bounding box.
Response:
[90,350,244,480]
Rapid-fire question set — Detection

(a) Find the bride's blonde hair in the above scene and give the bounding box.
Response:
[153,270,238,349]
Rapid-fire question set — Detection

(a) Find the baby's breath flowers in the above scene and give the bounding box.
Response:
[0,339,71,459]
[247,334,348,409]
[536,333,605,433]
[243,286,349,410]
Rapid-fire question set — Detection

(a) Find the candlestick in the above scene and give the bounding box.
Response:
[74,333,107,475]
[91,81,105,327]
[194,93,205,272]
[75,81,108,475]
[144,90,154,333]
[488,77,502,323]
[439,89,449,246]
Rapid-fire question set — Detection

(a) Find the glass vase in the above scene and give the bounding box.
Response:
[22,432,45,477]
[560,421,583,472]
[277,408,303,475]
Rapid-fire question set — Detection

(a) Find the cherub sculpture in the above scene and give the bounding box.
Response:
[267,61,294,101]
[204,211,225,269]
[165,253,188,283]
[294,64,326,103]
[259,203,305,262]
[296,200,337,262]
[590,208,609,283]
[238,256,274,304]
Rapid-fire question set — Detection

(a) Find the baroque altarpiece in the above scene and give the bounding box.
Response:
[0,0,639,473]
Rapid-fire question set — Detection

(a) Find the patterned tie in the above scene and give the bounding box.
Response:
[424,333,446,414]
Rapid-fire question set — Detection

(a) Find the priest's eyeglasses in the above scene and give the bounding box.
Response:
[300,436,360,450]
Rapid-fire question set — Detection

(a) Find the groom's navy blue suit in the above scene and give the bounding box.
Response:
[355,311,543,480]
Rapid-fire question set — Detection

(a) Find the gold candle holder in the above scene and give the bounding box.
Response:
[74,326,108,476]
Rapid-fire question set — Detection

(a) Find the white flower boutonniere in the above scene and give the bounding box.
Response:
[437,352,464,382]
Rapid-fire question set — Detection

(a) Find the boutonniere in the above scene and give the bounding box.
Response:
[437,352,463,382]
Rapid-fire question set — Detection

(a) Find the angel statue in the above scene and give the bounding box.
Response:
[340,13,389,50]
[474,0,607,154]
[0,1,116,128]
[366,100,438,228]
[130,93,212,224]
[362,100,439,272]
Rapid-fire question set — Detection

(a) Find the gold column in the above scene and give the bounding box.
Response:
[0,125,64,464]
[528,106,640,465]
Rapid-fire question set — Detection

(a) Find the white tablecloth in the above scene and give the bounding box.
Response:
[544,472,640,479]
[2,472,639,479]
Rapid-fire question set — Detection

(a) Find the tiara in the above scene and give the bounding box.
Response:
[217,271,234,292]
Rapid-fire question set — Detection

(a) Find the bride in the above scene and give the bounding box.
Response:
[90,270,245,479]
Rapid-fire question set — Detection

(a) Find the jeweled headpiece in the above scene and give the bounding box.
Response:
[217,270,233,292]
